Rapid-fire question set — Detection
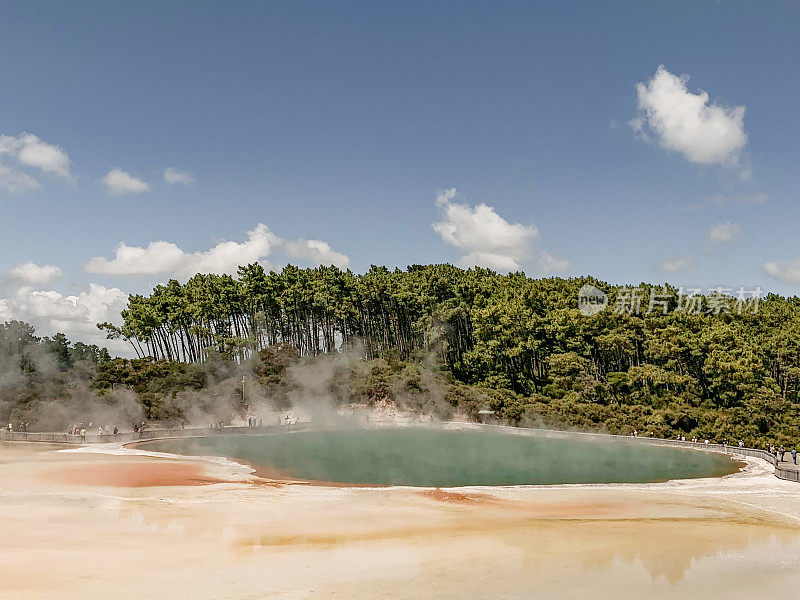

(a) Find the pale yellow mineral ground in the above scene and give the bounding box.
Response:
[2,441,799,600]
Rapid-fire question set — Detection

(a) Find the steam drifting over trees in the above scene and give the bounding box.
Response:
[100,264,800,424]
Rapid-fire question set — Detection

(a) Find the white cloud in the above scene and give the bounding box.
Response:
[433,188,538,271]
[85,224,351,278]
[85,241,185,276]
[0,133,72,178]
[0,163,41,193]
[85,223,282,278]
[163,167,195,186]
[762,257,800,285]
[632,66,747,166]
[706,222,741,244]
[0,283,129,352]
[16,289,87,321]
[189,225,281,276]
[9,262,62,284]
[539,251,570,274]
[285,239,350,268]
[656,257,696,273]
[103,168,150,195]
[0,132,72,192]
[15,135,71,177]
[73,284,129,325]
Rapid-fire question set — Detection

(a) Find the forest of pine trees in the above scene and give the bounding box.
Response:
[3,262,800,444]
[100,264,800,422]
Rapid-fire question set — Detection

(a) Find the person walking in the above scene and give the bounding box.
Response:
[780,445,786,462]
[792,448,797,465]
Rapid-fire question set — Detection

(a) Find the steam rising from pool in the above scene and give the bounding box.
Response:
[137,429,739,486]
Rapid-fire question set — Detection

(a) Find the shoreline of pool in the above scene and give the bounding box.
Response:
[4,420,794,483]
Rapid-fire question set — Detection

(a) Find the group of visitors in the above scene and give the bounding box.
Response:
[632,430,714,444]
[3,421,142,438]
[631,430,799,466]
[68,423,122,439]
[4,422,31,432]
[768,444,798,465]
[65,421,148,438]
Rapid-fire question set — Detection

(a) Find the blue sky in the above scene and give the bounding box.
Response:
[0,1,798,350]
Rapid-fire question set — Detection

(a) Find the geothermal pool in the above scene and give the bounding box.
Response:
[137,428,739,486]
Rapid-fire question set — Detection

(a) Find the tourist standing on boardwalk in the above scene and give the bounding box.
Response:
[793,448,797,465]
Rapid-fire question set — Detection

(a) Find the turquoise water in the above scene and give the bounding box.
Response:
[137,428,739,487]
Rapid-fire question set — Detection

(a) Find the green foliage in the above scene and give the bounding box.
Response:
[41,332,110,371]
[96,265,800,446]
[254,343,300,384]
[93,357,207,395]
